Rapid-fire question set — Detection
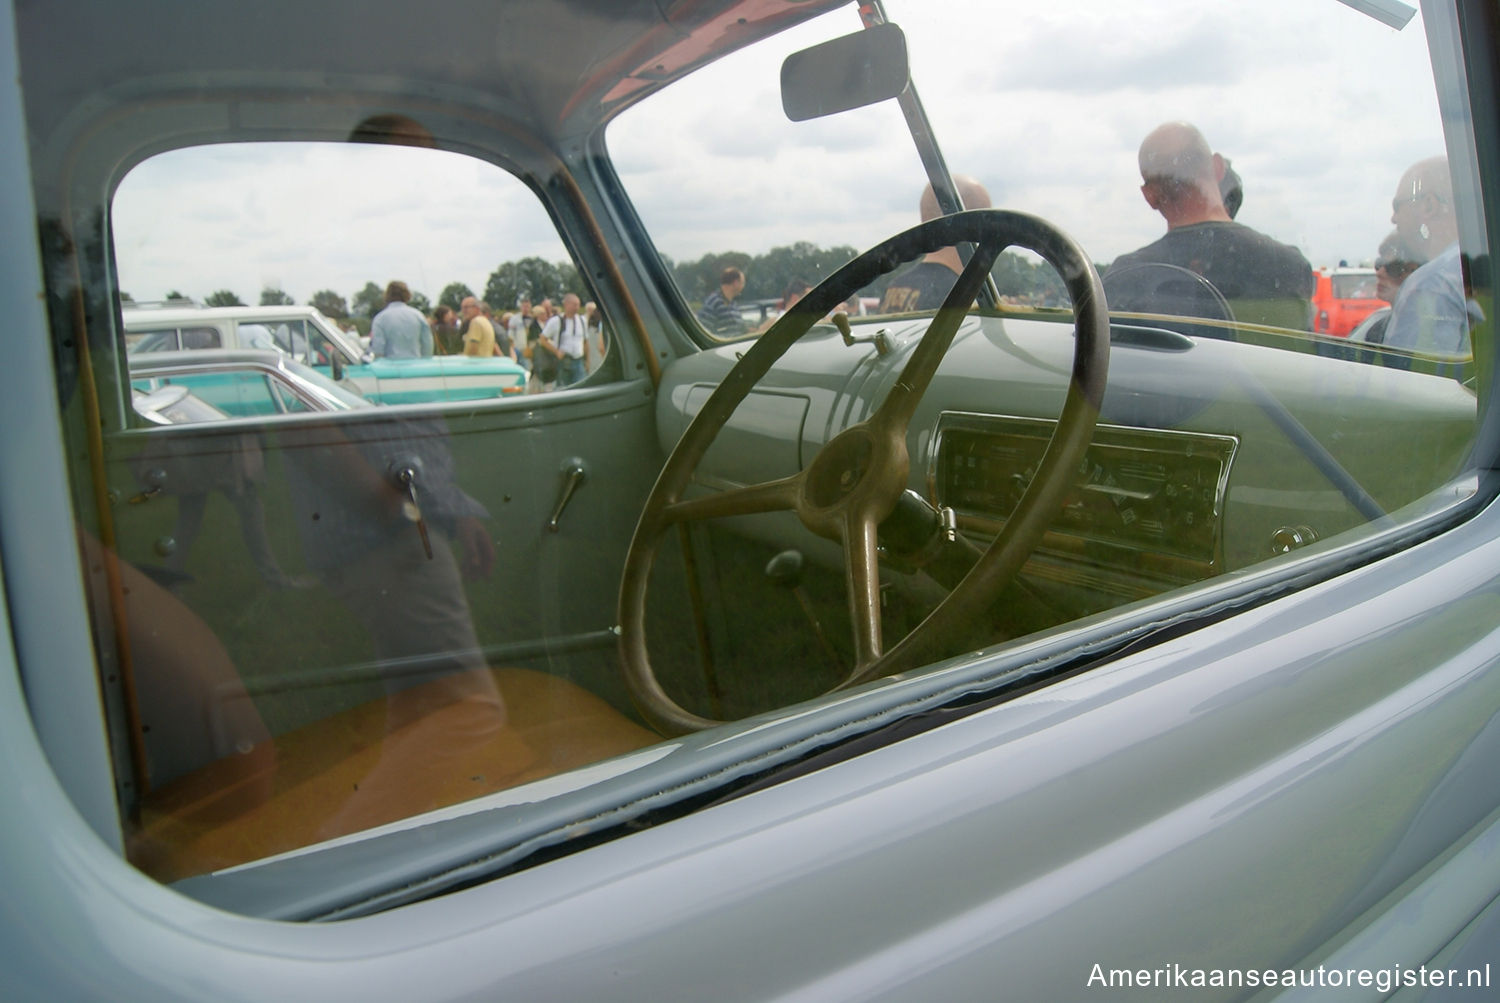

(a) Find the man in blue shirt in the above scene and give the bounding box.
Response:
[370,280,433,358]
[1385,157,1474,358]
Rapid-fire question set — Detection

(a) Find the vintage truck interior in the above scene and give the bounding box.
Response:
[8,0,1500,995]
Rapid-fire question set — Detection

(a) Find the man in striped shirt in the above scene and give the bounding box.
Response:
[696,266,747,336]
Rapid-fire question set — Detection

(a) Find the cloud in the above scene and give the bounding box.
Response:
[114,143,572,303]
[982,20,1246,95]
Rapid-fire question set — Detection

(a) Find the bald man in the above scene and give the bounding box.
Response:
[1384,156,1472,357]
[459,296,496,357]
[878,174,992,314]
[1106,122,1312,330]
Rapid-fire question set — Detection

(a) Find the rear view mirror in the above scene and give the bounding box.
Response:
[780,23,909,123]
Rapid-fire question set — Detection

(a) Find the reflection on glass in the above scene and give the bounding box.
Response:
[118,414,659,880]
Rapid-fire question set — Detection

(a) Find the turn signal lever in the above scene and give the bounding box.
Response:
[877,490,982,587]
[832,312,894,356]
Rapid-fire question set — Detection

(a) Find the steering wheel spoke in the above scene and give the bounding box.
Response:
[840,508,884,673]
[661,473,802,526]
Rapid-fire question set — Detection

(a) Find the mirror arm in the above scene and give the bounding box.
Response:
[857,0,1000,311]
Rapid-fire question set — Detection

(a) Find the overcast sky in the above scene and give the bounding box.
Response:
[112,0,1447,308]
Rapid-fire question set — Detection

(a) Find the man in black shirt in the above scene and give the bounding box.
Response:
[1105,122,1313,331]
[878,174,992,314]
[430,305,464,355]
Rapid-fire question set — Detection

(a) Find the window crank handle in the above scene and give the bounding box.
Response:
[548,459,588,533]
[396,466,434,559]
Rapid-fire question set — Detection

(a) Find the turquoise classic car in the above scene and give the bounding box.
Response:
[129,349,373,419]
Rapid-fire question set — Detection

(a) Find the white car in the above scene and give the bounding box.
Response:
[1348,305,1393,344]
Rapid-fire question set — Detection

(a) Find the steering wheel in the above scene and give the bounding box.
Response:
[619,209,1110,734]
[1101,262,1236,340]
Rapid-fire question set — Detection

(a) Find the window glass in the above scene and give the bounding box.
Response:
[127,328,182,353]
[113,142,613,404]
[131,384,229,425]
[1332,273,1379,299]
[239,324,278,352]
[161,369,280,417]
[271,380,311,414]
[304,323,338,367]
[179,326,222,350]
[272,320,309,360]
[53,0,1487,901]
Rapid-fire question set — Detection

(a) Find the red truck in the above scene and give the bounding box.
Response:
[1312,266,1384,336]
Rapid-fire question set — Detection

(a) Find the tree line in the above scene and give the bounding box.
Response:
[129,256,588,331]
[127,240,1074,323]
[670,240,1070,306]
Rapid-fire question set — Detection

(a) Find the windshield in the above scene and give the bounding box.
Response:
[1332,272,1380,299]
[280,357,372,410]
[610,0,1448,342]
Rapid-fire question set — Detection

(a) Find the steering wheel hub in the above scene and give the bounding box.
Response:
[803,428,880,508]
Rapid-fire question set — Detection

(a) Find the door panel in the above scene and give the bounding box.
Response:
[102,383,662,871]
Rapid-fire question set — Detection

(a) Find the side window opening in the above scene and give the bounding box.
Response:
[127,328,182,353]
[95,139,652,887]
[112,142,616,410]
[181,327,220,349]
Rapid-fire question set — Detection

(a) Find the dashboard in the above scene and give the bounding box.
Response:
[931,412,1236,596]
[657,312,1477,624]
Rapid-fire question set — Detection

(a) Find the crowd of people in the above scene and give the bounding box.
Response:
[1101,122,1473,360]
[368,280,607,393]
[694,123,1474,370]
[835,122,1472,365]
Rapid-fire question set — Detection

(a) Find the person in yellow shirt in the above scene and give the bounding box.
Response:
[459,296,496,357]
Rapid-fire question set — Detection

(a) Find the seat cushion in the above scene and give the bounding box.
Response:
[130,666,659,882]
